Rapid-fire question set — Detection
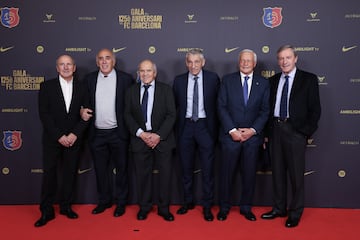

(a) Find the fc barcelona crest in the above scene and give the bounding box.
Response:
[2,131,23,151]
[1,7,20,28]
[262,7,283,28]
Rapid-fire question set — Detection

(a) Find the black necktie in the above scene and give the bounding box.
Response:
[191,76,199,121]
[280,75,289,120]
[141,84,150,122]
[243,76,249,105]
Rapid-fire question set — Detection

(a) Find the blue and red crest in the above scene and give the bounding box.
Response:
[262,7,283,28]
[2,131,22,151]
[1,7,20,28]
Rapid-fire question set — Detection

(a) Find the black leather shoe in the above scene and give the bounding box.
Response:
[217,210,228,221]
[60,208,78,219]
[285,217,299,228]
[261,210,287,219]
[240,210,256,221]
[203,208,214,221]
[92,203,112,214]
[114,205,125,217]
[158,211,174,221]
[137,210,149,220]
[34,213,55,227]
[176,203,195,215]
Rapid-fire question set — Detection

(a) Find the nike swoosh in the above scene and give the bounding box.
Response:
[256,170,316,176]
[112,47,127,53]
[304,170,315,176]
[0,46,14,53]
[225,47,239,53]
[342,45,357,52]
[78,168,92,174]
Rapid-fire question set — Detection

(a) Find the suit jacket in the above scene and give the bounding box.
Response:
[218,72,270,145]
[38,77,87,144]
[124,80,176,152]
[83,69,134,140]
[268,69,321,137]
[173,70,220,139]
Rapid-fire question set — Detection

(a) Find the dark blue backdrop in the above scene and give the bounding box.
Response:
[1,0,359,208]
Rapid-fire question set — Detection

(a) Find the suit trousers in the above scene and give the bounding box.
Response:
[178,119,215,208]
[269,120,307,220]
[219,140,259,212]
[90,128,129,206]
[133,147,173,214]
[40,141,80,213]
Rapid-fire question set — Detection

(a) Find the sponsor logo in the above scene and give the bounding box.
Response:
[2,130,22,151]
[338,170,346,178]
[1,7,20,28]
[307,12,320,22]
[112,47,127,53]
[342,45,357,52]
[0,46,14,53]
[256,170,316,176]
[317,76,328,86]
[225,47,239,53]
[262,7,283,28]
[304,170,315,176]
[43,13,55,23]
[78,168,92,174]
[185,14,197,23]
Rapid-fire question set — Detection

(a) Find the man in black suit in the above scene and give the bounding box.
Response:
[173,48,220,221]
[35,55,87,227]
[217,49,270,222]
[81,48,133,217]
[124,59,176,221]
[261,45,321,228]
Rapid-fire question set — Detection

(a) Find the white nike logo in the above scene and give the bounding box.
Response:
[0,46,14,53]
[112,47,127,53]
[78,168,92,174]
[342,45,357,52]
[256,170,316,176]
[225,47,239,53]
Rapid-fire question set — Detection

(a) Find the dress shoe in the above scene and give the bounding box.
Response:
[60,208,78,219]
[158,211,174,221]
[261,210,287,219]
[240,210,256,221]
[216,210,228,221]
[34,213,55,227]
[176,203,195,215]
[113,205,125,217]
[285,217,299,228]
[92,203,112,214]
[137,210,149,220]
[203,208,214,221]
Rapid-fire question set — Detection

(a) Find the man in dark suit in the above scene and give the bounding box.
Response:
[261,45,321,228]
[80,48,133,217]
[124,59,176,221]
[35,55,87,227]
[173,48,220,221]
[217,49,270,221]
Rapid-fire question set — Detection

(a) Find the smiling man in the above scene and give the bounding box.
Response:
[124,59,176,222]
[261,45,321,228]
[81,48,134,217]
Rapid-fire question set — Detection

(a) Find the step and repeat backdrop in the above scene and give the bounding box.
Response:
[0,0,359,207]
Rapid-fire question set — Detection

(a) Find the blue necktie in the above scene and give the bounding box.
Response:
[243,76,249,105]
[191,76,199,121]
[279,75,289,120]
[141,84,150,122]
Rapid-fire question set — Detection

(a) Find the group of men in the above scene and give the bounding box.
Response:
[35,45,321,229]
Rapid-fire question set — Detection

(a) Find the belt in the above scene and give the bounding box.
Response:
[273,117,290,123]
[186,118,205,123]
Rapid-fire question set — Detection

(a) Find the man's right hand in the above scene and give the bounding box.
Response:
[80,107,93,121]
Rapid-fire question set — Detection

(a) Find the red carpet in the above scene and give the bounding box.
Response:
[1,205,359,240]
